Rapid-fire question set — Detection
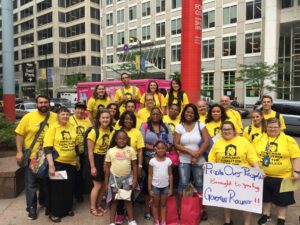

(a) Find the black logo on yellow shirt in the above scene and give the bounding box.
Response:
[61,131,72,140]
[268,142,278,153]
[98,134,110,152]
[214,127,220,136]
[76,126,85,136]
[225,144,237,156]
[251,133,259,141]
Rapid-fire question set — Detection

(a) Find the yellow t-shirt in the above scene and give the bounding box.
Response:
[163,115,180,135]
[111,128,145,151]
[205,119,242,138]
[114,86,141,113]
[87,127,112,155]
[87,97,111,121]
[105,146,137,177]
[253,133,300,178]
[69,115,92,154]
[243,124,263,143]
[263,110,286,130]
[199,113,207,123]
[137,108,151,123]
[43,122,78,166]
[15,111,57,159]
[165,92,189,111]
[226,108,243,131]
[114,117,143,130]
[208,136,259,167]
[140,92,166,109]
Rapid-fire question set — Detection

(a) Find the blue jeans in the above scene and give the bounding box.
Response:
[178,163,203,193]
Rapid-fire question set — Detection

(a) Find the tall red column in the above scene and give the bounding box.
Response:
[181,0,202,103]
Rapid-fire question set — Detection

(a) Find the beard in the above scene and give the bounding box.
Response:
[38,106,49,113]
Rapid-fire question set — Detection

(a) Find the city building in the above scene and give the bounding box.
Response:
[0,0,300,105]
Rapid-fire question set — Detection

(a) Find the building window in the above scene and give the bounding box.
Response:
[20,6,33,19]
[223,71,235,99]
[63,39,85,53]
[156,0,165,13]
[91,23,100,35]
[107,55,113,64]
[129,6,137,20]
[106,13,113,26]
[91,0,100,4]
[246,0,261,20]
[142,2,151,17]
[172,0,181,9]
[92,73,101,81]
[91,7,100,19]
[203,10,215,29]
[117,32,125,45]
[37,12,52,26]
[20,20,34,32]
[107,34,113,47]
[171,18,181,35]
[38,28,52,40]
[202,73,214,100]
[14,38,19,47]
[106,0,113,5]
[223,5,237,25]
[65,7,85,22]
[156,22,165,38]
[14,51,19,61]
[129,29,137,39]
[142,25,151,40]
[117,9,124,23]
[21,47,34,59]
[37,0,52,12]
[14,13,18,22]
[20,33,34,45]
[245,32,261,54]
[91,39,101,52]
[91,57,101,66]
[223,36,236,56]
[171,44,181,62]
[21,0,32,6]
[282,0,293,8]
[38,43,53,55]
[202,39,214,58]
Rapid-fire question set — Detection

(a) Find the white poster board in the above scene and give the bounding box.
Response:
[203,162,264,214]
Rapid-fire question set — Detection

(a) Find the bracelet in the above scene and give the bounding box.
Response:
[294,170,300,174]
[138,165,143,168]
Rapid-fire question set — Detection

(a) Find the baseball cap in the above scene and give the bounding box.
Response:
[74,102,87,109]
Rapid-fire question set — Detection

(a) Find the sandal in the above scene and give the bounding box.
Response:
[49,215,61,223]
[90,208,103,217]
[98,206,107,213]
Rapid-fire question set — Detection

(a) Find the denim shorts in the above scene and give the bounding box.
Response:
[151,185,169,196]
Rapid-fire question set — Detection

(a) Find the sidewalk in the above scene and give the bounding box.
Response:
[0,191,299,225]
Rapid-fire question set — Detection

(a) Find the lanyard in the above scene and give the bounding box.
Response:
[265,134,280,155]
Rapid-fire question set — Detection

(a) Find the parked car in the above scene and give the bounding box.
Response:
[15,102,36,119]
[256,100,300,134]
[50,98,74,114]
[231,107,250,119]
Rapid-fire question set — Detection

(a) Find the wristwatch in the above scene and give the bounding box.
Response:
[138,165,143,168]
[293,170,300,174]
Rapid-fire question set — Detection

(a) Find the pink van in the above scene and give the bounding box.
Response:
[77,79,171,104]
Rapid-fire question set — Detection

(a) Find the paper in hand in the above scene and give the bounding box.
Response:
[280,177,300,193]
[49,170,68,180]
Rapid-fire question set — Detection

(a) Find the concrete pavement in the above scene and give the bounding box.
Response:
[0,191,299,225]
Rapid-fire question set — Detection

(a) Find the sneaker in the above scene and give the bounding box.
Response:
[144,212,151,220]
[28,207,37,220]
[154,221,160,225]
[116,215,124,224]
[277,218,285,225]
[223,221,233,225]
[49,215,61,223]
[128,220,137,225]
[258,215,271,225]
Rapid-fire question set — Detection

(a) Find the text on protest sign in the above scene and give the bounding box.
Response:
[203,162,264,214]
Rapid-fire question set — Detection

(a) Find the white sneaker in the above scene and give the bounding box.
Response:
[128,220,137,225]
[109,223,116,225]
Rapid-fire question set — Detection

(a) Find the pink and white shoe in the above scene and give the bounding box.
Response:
[115,215,124,224]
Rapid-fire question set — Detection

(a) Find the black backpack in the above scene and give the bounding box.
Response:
[83,126,99,156]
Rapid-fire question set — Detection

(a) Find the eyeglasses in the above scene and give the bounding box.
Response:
[267,126,279,130]
[222,128,233,131]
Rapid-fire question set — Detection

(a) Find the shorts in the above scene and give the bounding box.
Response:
[92,153,105,182]
[152,185,169,196]
[263,177,295,207]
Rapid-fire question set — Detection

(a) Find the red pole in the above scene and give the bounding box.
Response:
[181,0,202,103]
[3,95,16,121]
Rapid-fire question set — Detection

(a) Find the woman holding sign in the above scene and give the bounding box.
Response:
[208,121,260,225]
[254,118,300,225]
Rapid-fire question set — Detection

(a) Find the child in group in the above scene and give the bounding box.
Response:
[148,140,173,225]
[105,130,138,225]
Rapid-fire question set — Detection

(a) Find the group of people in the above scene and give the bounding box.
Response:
[15,73,300,225]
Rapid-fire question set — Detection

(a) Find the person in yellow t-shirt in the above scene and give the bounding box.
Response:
[87,84,111,124]
[165,78,189,114]
[205,104,242,139]
[196,99,208,123]
[140,81,167,114]
[261,95,286,130]
[137,94,154,123]
[115,100,142,130]
[15,95,57,220]
[87,109,113,217]
[114,73,141,114]
[44,107,79,223]
[163,104,180,135]
[253,118,300,225]
[220,95,243,131]
[208,121,260,225]
[243,110,264,143]
[69,102,92,203]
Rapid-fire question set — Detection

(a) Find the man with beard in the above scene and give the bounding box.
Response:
[15,95,57,220]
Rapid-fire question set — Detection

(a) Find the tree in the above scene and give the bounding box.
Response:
[236,62,285,98]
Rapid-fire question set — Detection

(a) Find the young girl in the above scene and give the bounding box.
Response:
[148,140,173,225]
[105,130,138,225]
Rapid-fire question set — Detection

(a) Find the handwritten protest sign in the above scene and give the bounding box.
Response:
[203,162,264,214]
